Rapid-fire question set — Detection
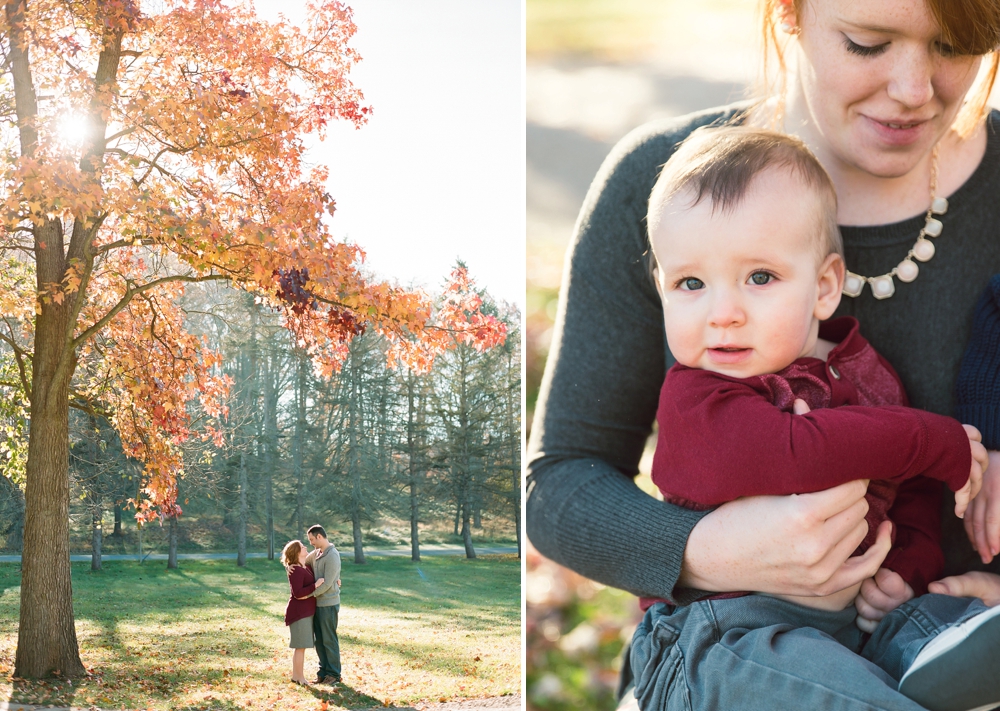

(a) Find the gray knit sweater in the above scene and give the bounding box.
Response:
[307,544,341,607]
[526,105,1000,603]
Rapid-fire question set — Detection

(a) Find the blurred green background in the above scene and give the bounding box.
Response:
[525,2,756,709]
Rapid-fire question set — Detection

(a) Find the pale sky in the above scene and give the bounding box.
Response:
[254,0,524,311]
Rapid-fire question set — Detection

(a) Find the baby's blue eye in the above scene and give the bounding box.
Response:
[681,277,704,291]
[749,272,772,286]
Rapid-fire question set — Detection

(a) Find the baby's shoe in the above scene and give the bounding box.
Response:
[898,603,1000,711]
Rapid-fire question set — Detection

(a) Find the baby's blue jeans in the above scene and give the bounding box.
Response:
[629,593,989,711]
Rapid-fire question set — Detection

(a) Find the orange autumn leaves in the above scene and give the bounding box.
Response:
[0,0,506,519]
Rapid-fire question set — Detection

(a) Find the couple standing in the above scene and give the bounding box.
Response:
[281,524,342,686]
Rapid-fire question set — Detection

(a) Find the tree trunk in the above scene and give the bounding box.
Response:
[294,352,307,539]
[461,499,476,559]
[406,375,420,563]
[265,475,274,560]
[409,480,420,562]
[13,0,122,678]
[459,352,475,560]
[91,510,102,572]
[264,349,277,560]
[237,452,248,567]
[351,507,365,564]
[507,350,521,558]
[88,415,102,572]
[167,516,178,569]
[348,348,366,564]
[16,246,86,678]
[112,499,122,538]
[453,502,460,536]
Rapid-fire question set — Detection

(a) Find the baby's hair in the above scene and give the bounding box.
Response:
[647,125,842,271]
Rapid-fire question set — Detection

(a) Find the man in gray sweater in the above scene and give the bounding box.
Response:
[306,524,341,684]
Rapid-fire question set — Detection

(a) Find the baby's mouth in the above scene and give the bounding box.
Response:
[708,346,751,363]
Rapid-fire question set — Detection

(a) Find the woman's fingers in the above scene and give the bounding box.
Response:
[804,479,871,521]
[684,481,877,597]
[818,520,891,596]
[964,452,1000,564]
[966,496,991,564]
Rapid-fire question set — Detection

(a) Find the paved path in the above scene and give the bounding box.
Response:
[0,546,518,564]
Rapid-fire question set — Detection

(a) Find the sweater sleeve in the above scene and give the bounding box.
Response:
[289,566,317,599]
[955,274,1000,449]
[526,107,742,602]
[654,368,972,504]
[880,475,945,596]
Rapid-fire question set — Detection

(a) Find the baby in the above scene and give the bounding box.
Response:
[628,125,1000,711]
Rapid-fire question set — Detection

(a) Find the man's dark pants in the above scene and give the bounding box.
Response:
[313,604,341,680]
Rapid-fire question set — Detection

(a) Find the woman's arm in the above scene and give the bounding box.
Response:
[288,566,318,599]
[526,107,889,602]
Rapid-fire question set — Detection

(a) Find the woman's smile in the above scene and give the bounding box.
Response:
[861,114,931,147]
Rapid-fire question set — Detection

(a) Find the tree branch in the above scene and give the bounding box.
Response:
[0,318,31,395]
[71,273,230,350]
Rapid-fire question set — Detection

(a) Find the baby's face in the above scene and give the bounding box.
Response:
[650,167,842,378]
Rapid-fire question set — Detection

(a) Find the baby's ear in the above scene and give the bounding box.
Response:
[815,253,845,320]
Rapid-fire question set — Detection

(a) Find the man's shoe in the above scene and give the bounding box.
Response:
[898,603,1000,711]
[321,675,341,685]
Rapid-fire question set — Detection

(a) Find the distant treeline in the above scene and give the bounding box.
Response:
[0,283,521,565]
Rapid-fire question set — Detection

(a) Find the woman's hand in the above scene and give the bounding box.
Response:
[954,427,989,519]
[929,571,1000,607]
[315,577,325,587]
[964,450,1000,563]
[680,479,893,597]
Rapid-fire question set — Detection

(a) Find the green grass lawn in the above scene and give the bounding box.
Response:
[0,555,520,710]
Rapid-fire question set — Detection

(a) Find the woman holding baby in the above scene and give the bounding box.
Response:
[526,0,1000,709]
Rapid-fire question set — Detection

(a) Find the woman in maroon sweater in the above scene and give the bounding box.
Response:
[280,539,325,685]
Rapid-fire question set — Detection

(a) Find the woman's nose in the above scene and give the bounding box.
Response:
[887,48,935,108]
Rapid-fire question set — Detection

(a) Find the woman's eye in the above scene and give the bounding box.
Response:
[935,41,957,57]
[844,37,888,57]
[680,277,704,291]
[749,272,773,286]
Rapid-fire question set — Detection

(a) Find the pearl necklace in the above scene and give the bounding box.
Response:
[842,147,948,300]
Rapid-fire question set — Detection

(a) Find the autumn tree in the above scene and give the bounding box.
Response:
[0,0,504,679]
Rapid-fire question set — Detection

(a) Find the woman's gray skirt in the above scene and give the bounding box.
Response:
[288,615,314,649]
